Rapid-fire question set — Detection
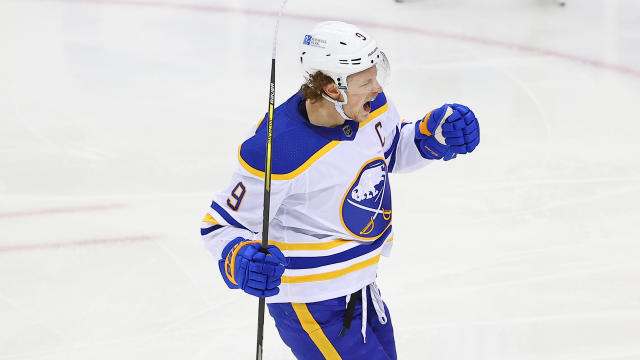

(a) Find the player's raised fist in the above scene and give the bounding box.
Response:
[415,103,480,160]
[218,237,287,297]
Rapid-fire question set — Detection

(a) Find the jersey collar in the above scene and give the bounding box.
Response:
[291,93,360,142]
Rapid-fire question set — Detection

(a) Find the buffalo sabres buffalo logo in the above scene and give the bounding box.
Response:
[340,158,392,239]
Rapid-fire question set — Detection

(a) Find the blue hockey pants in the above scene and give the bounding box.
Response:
[267,286,397,360]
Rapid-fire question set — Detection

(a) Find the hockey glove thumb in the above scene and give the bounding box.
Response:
[415,103,480,160]
[218,237,287,297]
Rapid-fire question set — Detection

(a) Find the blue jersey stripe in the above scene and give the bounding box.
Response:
[201,224,224,236]
[285,226,392,269]
[384,126,400,159]
[388,147,398,173]
[210,201,250,231]
[385,126,401,172]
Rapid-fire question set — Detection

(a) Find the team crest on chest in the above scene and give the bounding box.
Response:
[340,158,392,239]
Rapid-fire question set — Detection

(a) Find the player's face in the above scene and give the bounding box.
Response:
[344,66,383,123]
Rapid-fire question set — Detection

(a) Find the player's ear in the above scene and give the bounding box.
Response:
[323,83,343,102]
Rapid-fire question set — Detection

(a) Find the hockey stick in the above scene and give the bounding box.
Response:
[256,1,288,359]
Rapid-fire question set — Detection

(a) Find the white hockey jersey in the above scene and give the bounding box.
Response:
[201,92,432,304]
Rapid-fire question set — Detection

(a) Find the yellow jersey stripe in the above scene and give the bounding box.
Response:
[291,303,342,360]
[268,239,352,251]
[239,100,387,180]
[359,101,389,128]
[254,115,266,134]
[238,141,340,180]
[282,255,381,284]
[270,235,392,252]
[202,213,219,225]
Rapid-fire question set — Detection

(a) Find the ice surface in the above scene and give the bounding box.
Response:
[1,0,639,359]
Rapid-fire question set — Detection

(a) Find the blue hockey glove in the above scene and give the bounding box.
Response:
[218,237,287,297]
[415,103,480,161]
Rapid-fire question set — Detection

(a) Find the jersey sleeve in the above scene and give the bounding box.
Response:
[200,167,292,260]
[382,101,436,173]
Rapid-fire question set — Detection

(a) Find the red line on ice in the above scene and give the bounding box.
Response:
[0,204,127,218]
[0,235,160,253]
[45,0,640,78]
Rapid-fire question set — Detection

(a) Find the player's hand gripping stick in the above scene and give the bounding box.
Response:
[219,237,287,297]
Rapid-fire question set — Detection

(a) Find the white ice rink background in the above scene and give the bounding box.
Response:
[1,0,639,359]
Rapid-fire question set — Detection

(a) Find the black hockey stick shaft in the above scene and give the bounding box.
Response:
[257,2,287,359]
[256,57,274,360]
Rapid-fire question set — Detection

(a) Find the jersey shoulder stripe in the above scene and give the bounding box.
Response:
[238,93,338,180]
[238,141,339,180]
[239,92,390,180]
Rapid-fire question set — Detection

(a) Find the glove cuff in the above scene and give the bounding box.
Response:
[218,237,260,289]
[414,122,456,160]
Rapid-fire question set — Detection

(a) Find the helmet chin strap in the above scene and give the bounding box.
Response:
[321,88,352,121]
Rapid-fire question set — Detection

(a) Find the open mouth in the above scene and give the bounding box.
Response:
[363,101,371,113]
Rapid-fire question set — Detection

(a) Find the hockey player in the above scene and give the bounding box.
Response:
[201,21,480,360]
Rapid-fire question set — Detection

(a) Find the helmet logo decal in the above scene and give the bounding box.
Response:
[355,32,367,41]
[340,158,392,239]
[303,35,327,49]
